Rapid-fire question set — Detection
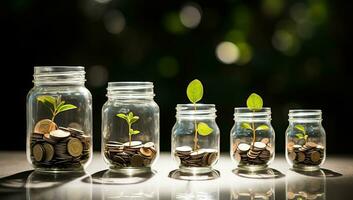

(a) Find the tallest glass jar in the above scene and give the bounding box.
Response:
[102,82,159,173]
[26,66,92,172]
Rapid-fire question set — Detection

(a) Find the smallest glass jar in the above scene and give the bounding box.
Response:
[230,108,275,171]
[286,110,326,171]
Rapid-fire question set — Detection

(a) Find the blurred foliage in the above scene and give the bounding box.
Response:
[1,0,352,154]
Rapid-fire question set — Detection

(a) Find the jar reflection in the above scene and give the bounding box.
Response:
[231,178,275,200]
[26,171,91,200]
[100,170,158,200]
[172,179,219,200]
[286,170,326,200]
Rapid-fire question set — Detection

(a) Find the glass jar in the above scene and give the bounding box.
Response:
[26,66,92,172]
[286,110,326,171]
[171,104,220,174]
[102,82,159,172]
[230,108,275,171]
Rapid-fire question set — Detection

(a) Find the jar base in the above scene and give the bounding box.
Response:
[168,167,220,181]
[237,164,268,172]
[109,166,152,175]
[34,166,85,173]
[292,164,320,172]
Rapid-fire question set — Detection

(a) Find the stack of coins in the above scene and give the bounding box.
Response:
[104,141,157,167]
[174,146,218,167]
[287,141,324,166]
[30,119,91,169]
[233,138,272,165]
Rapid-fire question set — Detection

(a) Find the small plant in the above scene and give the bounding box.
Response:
[241,93,269,145]
[294,124,308,142]
[116,112,140,146]
[187,79,214,151]
[37,95,77,122]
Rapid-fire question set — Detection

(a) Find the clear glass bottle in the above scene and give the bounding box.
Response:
[102,82,159,173]
[171,104,220,174]
[286,110,326,171]
[26,66,92,172]
[230,108,275,171]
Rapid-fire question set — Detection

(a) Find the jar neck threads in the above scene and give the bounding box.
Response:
[107,82,155,100]
[33,66,86,86]
[233,108,271,121]
[289,109,322,123]
[176,104,216,119]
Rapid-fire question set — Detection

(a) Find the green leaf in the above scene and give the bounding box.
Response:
[295,124,305,133]
[256,125,270,131]
[246,93,263,111]
[116,113,128,121]
[186,79,203,104]
[37,95,57,107]
[128,112,134,120]
[130,129,140,135]
[197,122,213,136]
[304,135,308,140]
[241,122,253,130]
[56,104,77,114]
[296,133,304,139]
[130,116,139,124]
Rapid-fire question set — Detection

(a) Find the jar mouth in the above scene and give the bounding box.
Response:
[176,104,216,118]
[33,66,86,85]
[233,107,271,120]
[289,109,322,121]
[107,82,155,99]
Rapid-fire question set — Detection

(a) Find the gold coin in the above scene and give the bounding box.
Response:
[32,144,44,162]
[288,152,296,161]
[43,143,54,161]
[297,152,305,162]
[34,119,57,134]
[140,147,153,157]
[310,151,321,162]
[67,138,83,157]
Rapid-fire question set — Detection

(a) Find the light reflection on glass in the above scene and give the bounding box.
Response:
[231,178,275,200]
[172,180,219,200]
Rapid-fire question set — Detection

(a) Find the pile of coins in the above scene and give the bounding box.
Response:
[174,146,218,167]
[30,119,91,169]
[287,141,324,166]
[104,141,157,167]
[233,138,272,165]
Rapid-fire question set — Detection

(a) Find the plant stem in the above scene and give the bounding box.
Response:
[193,104,198,151]
[128,123,132,146]
[251,110,256,149]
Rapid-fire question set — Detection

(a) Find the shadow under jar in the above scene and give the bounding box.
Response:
[102,82,159,173]
[231,108,275,171]
[26,66,92,172]
[286,110,326,171]
[171,104,220,174]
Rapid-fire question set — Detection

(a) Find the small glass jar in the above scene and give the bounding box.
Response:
[171,104,220,174]
[286,110,326,171]
[230,108,275,171]
[26,66,92,172]
[102,82,159,173]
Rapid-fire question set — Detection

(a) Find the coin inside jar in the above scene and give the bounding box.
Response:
[50,129,71,140]
[34,119,57,134]
[140,147,153,157]
[67,138,83,157]
[123,141,142,147]
[32,144,44,162]
[42,143,54,161]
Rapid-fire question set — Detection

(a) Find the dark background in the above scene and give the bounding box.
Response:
[1,0,352,154]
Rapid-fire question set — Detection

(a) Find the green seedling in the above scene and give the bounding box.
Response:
[37,95,77,122]
[116,112,140,146]
[187,79,214,151]
[294,124,308,142]
[241,93,270,145]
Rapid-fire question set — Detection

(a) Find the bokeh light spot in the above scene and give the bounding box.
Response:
[87,65,109,88]
[163,12,186,34]
[158,56,179,78]
[216,41,240,64]
[237,42,253,65]
[262,0,285,17]
[272,30,300,56]
[104,10,126,34]
[179,3,202,29]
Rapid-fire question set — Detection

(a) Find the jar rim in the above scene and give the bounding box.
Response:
[233,107,271,120]
[176,104,217,118]
[33,66,86,85]
[107,81,155,99]
[288,109,322,121]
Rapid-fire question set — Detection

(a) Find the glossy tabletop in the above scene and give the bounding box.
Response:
[0,151,352,200]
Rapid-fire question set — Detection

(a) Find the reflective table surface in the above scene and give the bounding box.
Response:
[0,152,352,200]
